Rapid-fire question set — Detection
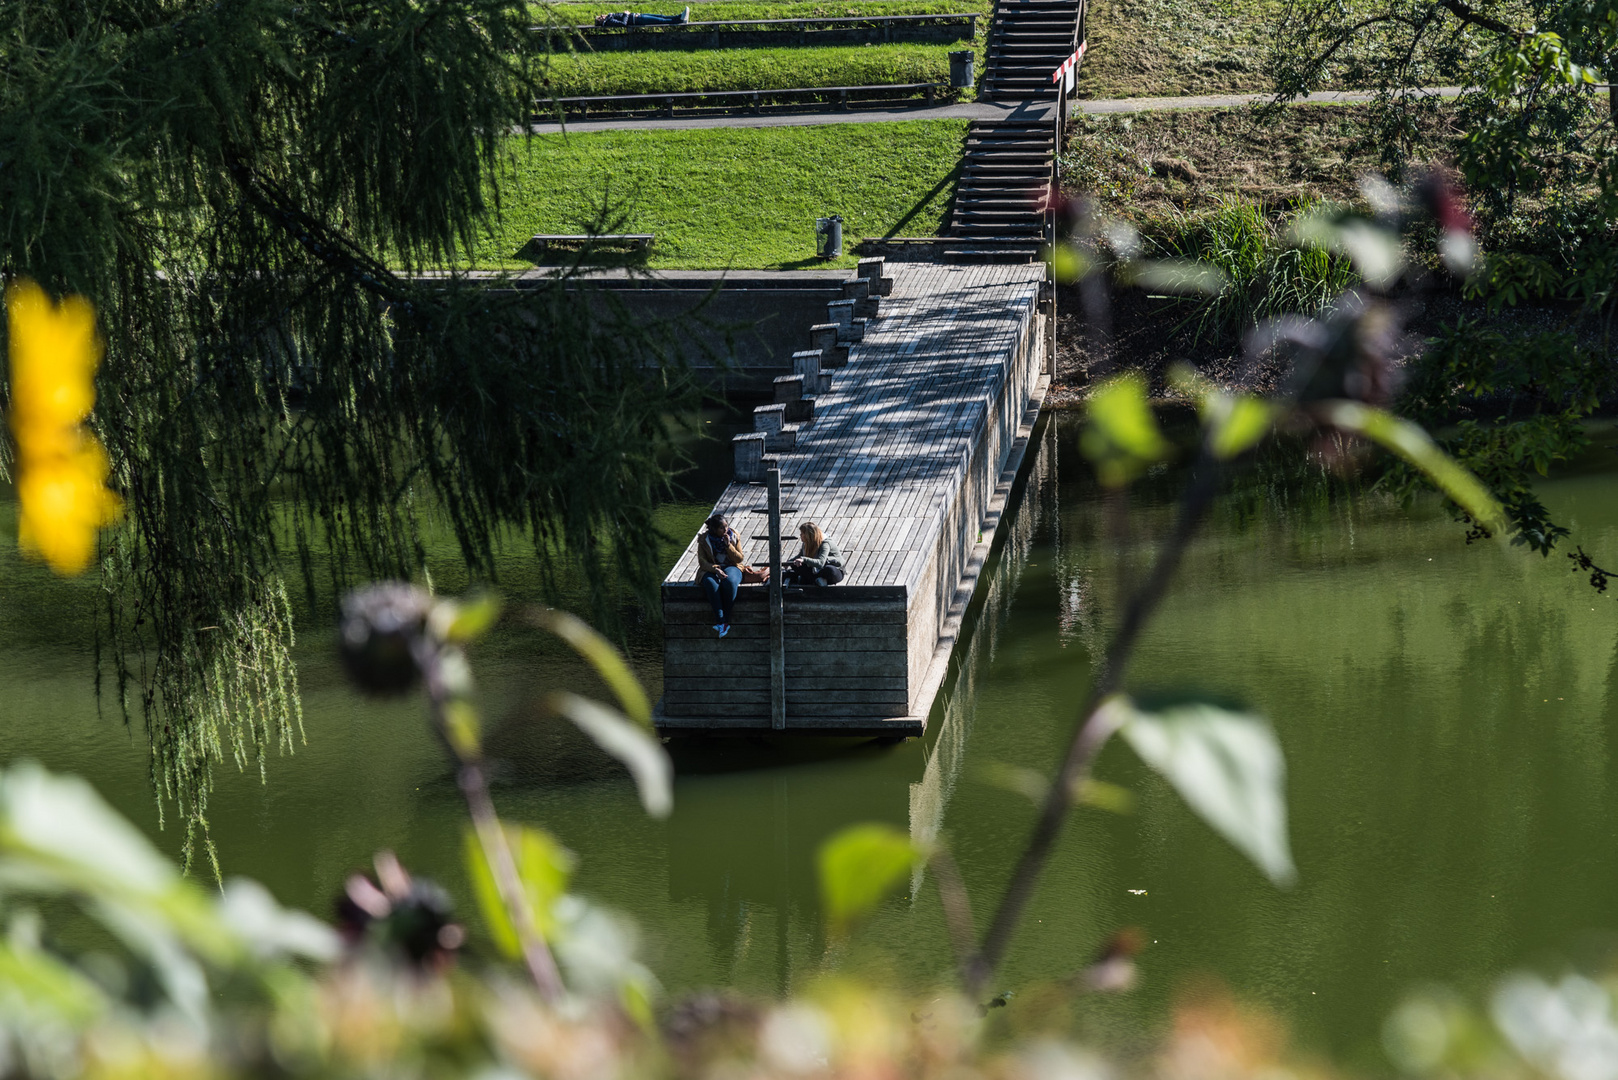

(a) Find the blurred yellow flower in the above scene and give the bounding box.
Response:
[7,279,122,575]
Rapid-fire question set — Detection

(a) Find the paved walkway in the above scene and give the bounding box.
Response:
[522,87,1466,134]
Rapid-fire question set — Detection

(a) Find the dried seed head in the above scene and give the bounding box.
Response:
[339,582,433,696]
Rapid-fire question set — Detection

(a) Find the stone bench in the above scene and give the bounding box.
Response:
[527,233,655,254]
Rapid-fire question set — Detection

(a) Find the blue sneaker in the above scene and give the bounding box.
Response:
[713,622,724,634]
[718,623,731,638]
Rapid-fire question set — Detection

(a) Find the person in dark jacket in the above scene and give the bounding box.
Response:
[594,7,689,25]
[695,513,758,636]
[783,521,844,587]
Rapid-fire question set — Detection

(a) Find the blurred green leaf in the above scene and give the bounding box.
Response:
[219,879,341,963]
[1044,243,1090,284]
[0,760,174,894]
[1170,364,1279,460]
[437,592,502,644]
[1075,778,1135,814]
[0,939,107,1025]
[818,823,919,934]
[979,761,1048,802]
[92,897,212,1026]
[0,762,241,976]
[551,893,659,1003]
[1082,374,1173,487]
[544,692,672,818]
[1289,214,1403,289]
[464,824,576,957]
[1206,396,1277,459]
[1321,401,1507,534]
[442,699,483,761]
[979,763,1133,813]
[1125,258,1229,295]
[1103,695,1296,887]
[532,608,652,726]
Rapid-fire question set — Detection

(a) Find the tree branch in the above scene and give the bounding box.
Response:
[963,454,1222,998]
[224,156,423,320]
[1435,0,1520,37]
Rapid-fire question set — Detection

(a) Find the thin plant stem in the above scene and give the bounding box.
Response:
[964,454,1221,998]
[414,635,567,1003]
[459,761,568,1003]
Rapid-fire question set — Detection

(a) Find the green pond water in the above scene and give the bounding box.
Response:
[5,412,1618,1067]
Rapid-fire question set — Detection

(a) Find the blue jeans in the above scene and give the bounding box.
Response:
[701,566,742,623]
[631,12,682,24]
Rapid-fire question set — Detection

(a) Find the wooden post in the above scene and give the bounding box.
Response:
[768,467,786,730]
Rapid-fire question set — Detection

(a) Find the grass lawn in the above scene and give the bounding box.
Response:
[540,41,958,94]
[535,1,990,22]
[475,120,966,268]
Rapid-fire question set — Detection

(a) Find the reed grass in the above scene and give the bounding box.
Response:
[1146,199,1360,343]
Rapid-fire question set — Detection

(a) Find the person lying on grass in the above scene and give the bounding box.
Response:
[595,8,690,26]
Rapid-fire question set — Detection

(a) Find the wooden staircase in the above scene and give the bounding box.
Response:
[944,0,1083,262]
[981,0,1081,101]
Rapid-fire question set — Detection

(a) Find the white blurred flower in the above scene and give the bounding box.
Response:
[1493,973,1618,1080]
[759,1004,833,1074]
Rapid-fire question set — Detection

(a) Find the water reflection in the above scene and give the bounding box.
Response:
[6,416,1618,1064]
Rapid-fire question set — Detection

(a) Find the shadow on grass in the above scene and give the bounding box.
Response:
[514,236,655,269]
[887,157,962,237]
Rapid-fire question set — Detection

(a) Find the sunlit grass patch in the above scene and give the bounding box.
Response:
[533,0,990,22]
[477,121,965,269]
[539,42,957,95]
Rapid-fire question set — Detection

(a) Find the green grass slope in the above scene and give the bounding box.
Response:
[536,1,990,23]
[477,121,966,268]
[541,42,958,95]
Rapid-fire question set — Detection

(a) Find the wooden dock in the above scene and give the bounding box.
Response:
[656,259,1051,737]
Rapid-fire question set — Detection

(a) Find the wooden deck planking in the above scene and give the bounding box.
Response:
[660,261,1047,732]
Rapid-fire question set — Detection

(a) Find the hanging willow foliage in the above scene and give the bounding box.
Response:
[0,0,702,873]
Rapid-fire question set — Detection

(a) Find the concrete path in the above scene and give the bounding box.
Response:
[521,86,1466,134]
[522,98,1053,134]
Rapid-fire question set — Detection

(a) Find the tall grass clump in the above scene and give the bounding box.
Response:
[1147,198,1360,344]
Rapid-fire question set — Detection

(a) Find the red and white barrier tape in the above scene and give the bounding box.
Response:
[1050,40,1087,84]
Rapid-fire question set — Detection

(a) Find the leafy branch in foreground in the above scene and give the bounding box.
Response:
[338,582,672,1003]
[955,191,1506,997]
[820,177,1522,1004]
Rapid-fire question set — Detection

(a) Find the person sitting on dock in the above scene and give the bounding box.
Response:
[696,513,760,637]
[783,521,844,587]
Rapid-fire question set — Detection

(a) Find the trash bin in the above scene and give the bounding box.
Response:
[949,50,974,89]
[815,215,844,259]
